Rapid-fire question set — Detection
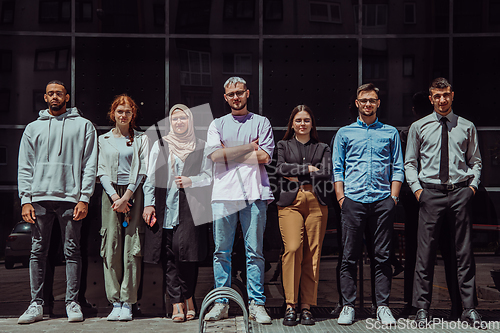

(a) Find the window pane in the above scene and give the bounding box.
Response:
[189,52,201,73]
[39,1,60,23]
[330,4,341,23]
[36,50,58,70]
[404,3,416,24]
[310,3,328,22]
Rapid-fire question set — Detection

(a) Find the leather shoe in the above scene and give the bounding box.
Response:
[414,309,430,328]
[300,308,315,326]
[461,309,487,330]
[282,307,297,326]
[331,302,342,317]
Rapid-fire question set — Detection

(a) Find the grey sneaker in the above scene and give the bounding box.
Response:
[18,302,43,324]
[204,303,229,321]
[119,302,133,321]
[249,300,271,324]
[107,302,121,321]
[338,305,355,325]
[377,305,396,325]
[66,301,84,322]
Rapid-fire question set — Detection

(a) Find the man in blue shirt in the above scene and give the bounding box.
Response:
[332,83,404,325]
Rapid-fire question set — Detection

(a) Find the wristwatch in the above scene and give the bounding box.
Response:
[391,195,399,203]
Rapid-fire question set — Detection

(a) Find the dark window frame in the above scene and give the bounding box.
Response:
[309,1,342,24]
[223,0,255,21]
[1,0,15,24]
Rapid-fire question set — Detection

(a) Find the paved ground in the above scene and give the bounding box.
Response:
[1,255,500,332]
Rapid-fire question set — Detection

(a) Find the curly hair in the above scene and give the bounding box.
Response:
[108,94,138,146]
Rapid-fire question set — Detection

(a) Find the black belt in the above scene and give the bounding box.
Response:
[421,181,468,191]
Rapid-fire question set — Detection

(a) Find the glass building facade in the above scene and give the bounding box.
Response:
[1,0,500,312]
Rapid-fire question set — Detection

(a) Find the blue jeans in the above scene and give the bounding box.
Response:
[212,200,267,305]
[31,201,82,305]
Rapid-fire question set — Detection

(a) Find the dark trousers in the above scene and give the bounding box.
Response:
[31,201,82,305]
[340,197,395,307]
[401,186,462,316]
[412,186,478,310]
[162,228,198,304]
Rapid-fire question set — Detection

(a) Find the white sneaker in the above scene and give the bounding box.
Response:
[338,305,355,325]
[377,305,396,325]
[66,301,84,322]
[249,300,272,324]
[107,302,122,321]
[18,302,43,324]
[119,302,133,321]
[204,303,229,321]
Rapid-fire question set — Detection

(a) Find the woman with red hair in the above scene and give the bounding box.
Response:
[97,94,149,321]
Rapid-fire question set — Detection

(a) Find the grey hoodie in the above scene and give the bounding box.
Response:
[18,107,98,205]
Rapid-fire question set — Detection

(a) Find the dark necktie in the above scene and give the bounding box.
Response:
[439,117,449,183]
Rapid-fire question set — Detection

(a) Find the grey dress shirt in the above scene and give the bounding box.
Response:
[404,110,482,193]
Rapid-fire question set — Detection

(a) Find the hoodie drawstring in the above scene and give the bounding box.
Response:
[46,113,68,160]
[59,117,65,156]
[47,118,52,161]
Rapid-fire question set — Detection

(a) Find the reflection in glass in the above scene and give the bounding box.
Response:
[263,39,358,127]
[35,47,69,71]
[75,37,165,126]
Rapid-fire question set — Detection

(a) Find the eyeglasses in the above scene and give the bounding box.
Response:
[225,90,247,99]
[46,91,65,98]
[357,98,379,105]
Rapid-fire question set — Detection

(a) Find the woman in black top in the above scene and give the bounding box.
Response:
[276,105,332,326]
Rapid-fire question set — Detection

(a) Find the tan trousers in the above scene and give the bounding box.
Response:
[100,185,144,304]
[278,185,328,306]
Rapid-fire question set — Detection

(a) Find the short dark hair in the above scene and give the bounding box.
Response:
[429,77,452,95]
[46,80,68,94]
[357,83,379,98]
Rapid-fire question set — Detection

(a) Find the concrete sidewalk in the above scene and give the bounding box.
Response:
[1,309,500,333]
[1,255,500,332]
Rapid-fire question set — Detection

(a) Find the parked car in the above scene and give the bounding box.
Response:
[5,221,32,269]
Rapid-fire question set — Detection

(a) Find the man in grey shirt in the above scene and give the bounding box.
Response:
[405,77,484,328]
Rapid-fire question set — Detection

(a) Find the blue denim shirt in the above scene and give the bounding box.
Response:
[332,118,405,203]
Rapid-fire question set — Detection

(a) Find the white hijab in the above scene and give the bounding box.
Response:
[163,104,196,166]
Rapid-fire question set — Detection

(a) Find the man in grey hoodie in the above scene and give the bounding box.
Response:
[17,80,98,324]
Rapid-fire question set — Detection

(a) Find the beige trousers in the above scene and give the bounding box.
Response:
[100,185,144,304]
[278,185,328,306]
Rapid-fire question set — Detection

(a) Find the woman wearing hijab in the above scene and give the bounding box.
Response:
[97,94,149,321]
[276,105,332,326]
[143,104,212,322]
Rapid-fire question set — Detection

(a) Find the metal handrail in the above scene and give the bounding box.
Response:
[199,286,249,333]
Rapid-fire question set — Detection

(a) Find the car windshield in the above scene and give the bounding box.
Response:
[12,222,31,233]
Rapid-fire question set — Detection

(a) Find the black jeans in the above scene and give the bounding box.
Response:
[412,186,477,310]
[31,201,82,305]
[339,197,395,307]
[162,228,198,304]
